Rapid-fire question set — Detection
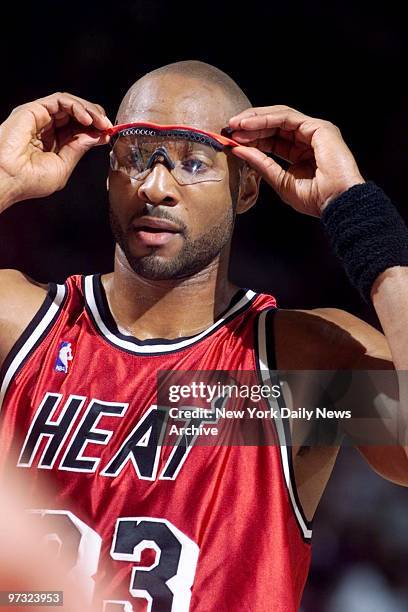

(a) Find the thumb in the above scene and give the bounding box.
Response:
[232,146,284,191]
[58,131,109,174]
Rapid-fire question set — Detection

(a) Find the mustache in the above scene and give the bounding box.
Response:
[129,204,187,234]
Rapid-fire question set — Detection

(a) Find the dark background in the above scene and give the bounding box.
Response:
[1,1,407,609]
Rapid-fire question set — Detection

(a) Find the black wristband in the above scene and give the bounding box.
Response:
[320,181,408,302]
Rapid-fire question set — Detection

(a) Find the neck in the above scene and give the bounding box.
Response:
[101,245,240,340]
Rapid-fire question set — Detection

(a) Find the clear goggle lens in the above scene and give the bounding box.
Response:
[109,133,227,185]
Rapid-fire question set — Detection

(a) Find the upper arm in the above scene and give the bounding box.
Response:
[305,307,393,367]
[310,310,408,484]
[274,306,392,371]
[0,268,48,369]
[273,307,407,522]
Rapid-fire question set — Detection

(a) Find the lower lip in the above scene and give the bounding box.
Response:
[132,229,180,246]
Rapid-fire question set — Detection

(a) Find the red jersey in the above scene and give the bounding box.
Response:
[0,273,312,611]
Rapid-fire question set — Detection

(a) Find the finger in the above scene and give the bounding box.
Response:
[231,145,285,190]
[40,105,111,140]
[57,93,112,129]
[263,136,313,162]
[56,131,110,182]
[273,142,313,164]
[53,113,71,129]
[231,127,278,143]
[63,100,97,127]
[233,129,322,165]
[39,96,93,127]
[57,124,110,154]
[61,93,109,119]
[232,110,335,148]
[39,113,78,153]
[228,105,294,129]
[57,100,111,130]
[40,93,112,130]
[40,112,70,136]
[230,131,312,163]
[83,106,113,130]
[237,109,307,131]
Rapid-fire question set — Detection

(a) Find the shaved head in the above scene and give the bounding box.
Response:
[116,60,252,130]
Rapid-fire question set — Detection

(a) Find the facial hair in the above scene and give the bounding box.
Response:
[108,202,234,280]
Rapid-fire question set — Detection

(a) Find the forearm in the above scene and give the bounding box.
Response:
[371,266,408,369]
[321,183,408,448]
[321,183,408,365]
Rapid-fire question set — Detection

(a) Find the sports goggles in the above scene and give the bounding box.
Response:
[106,122,239,186]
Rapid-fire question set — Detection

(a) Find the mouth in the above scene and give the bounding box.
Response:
[131,217,183,247]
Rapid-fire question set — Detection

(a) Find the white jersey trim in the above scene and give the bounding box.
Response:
[84,274,257,355]
[256,309,313,541]
[0,283,66,415]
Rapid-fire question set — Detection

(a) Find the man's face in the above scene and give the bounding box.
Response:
[108,74,244,280]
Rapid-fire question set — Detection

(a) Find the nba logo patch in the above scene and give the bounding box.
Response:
[54,341,73,373]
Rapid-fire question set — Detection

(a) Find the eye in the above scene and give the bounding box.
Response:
[127,148,143,166]
[182,158,209,174]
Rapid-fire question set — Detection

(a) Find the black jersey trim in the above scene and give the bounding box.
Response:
[93,273,246,345]
[83,273,257,355]
[265,308,314,537]
[255,307,313,542]
[0,282,67,415]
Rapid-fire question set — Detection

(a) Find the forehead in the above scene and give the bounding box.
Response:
[118,74,232,134]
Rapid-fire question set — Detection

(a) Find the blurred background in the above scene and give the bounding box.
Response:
[0,1,407,609]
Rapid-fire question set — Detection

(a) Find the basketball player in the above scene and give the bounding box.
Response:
[0,61,407,611]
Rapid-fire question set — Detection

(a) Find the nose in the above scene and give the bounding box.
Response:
[137,163,180,207]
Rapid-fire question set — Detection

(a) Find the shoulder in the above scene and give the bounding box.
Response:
[0,268,48,309]
[0,269,49,367]
[273,307,392,369]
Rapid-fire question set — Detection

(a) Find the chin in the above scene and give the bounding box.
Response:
[127,254,183,280]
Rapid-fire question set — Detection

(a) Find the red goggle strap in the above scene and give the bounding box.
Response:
[105,121,239,149]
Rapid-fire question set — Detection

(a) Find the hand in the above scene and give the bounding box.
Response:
[0,469,99,611]
[0,92,112,207]
[228,105,365,216]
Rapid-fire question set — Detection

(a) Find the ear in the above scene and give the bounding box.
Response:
[236,163,261,215]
